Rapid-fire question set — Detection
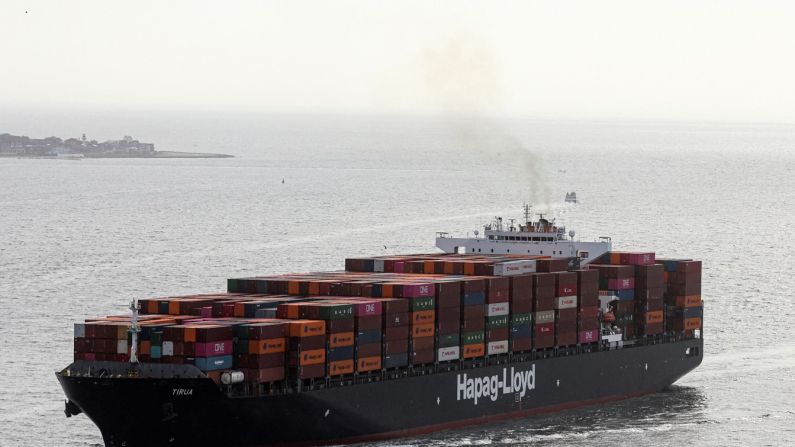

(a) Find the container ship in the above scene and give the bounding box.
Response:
[57,212,704,447]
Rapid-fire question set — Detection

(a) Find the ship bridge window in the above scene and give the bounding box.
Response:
[521,237,528,241]
[497,236,505,240]
[509,236,516,241]
[532,237,540,241]
[488,235,494,240]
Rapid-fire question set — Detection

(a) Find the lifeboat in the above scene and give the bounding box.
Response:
[602,312,616,324]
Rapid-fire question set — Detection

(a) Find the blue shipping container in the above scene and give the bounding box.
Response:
[195,355,233,372]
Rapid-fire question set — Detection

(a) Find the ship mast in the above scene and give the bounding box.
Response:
[129,299,140,363]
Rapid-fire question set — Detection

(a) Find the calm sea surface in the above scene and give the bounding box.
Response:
[1,112,794,446]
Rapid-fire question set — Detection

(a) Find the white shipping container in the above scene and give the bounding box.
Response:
[437,346,460,361]
[74,323,85,339]
[520,260,537,273]
[487,340,509,355]
[116,340,128,355]
[535,310,555,324]
[555,296,578,310]
[373,259,385,273]
[486,302,510,316]
[493,261,524,276]
[162,341,174,356]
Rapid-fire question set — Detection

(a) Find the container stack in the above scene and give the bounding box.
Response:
[237,321,287,384]
[660,259,703,338]
[485,277,510,356]
[380,298,410,369]
[553,272,578,347]
[574,268,600,344]
[435,282,462,363]
[634,263,665,337]
[286,320,326,381]
[461,278,486,359]
[404,284,435,365]
[508,275,534,352]
[72,251,702,389]
[533,273,556,349]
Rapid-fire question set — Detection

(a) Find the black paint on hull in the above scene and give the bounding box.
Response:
[57,339,703,447]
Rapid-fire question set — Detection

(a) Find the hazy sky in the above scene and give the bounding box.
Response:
[3,1,794,122]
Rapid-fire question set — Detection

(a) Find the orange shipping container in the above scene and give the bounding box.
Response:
[610,253,622,265]
[684,318,702,330]
[381,284,394,298]
[289,320,326,337]
[409,310,435,324]
[645,311,663,324]
[308,282,321,296]
[463,343,485,358]
[248,338,286,355]
[329,359,354,376]
[357,356,381,372]
[184,327,196,343]
[288,281,300,295]
[412,323,435,338]
[675,295,702,308]
[328,332,354,348]
[140,340,151,356]
[299,349,326,365]
[463,263,475,275]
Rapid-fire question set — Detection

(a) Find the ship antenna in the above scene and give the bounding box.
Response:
[523,203,532,224]
[129,299,141,363]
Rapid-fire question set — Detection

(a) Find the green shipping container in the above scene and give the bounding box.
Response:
[150,331,163,346]
[409,297,435,312]
[486,315,509,329]
[463,331,485,345]
[511,312,533,327]
[438,333,460,348]
[237,339,249,354]
[319,304,354,320]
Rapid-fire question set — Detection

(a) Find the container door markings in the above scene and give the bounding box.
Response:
[325,409,329,417]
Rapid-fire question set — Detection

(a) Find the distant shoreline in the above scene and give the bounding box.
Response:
[1,151,234,159]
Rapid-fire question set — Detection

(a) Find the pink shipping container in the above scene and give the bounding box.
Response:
[336,299,383,316]
[201,307,213,318]
[579,330,599,343]
[627,252,655,265]
[394,262,405,274]
[402,283,434,298]
[607,278,635,290]
[195,340,234,357]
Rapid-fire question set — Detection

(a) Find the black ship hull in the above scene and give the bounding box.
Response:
[58,338,703,447]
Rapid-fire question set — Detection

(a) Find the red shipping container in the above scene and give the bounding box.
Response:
[557,283,578,297]
[511,337,533,352]
[579,293,600,308]
[435,293,460,308]
[590,264,635,279]
[385,339,408,355]
[626,252,655,265]
[534,298,555,312]
[579,306,599,319]
[556,308,578,322]
[410,337,434,351]
[535,285,556,300]
[535,322,555,337]
[557,332,577,346]
[573,268,599,283]
[580,318,599,331]
[410,350,434,365]
[462,305,486,320]
[358,343,382,358]
[534,334,555,349]
[676,261,702,274]
[510,288,533,301]
[437,306,461,321]
[437,318,460,335]
[676,270,702,284]
[385,326,409,341]
[578,282,599,295]
[487,327,509,341]
[675,295,702,308]
[294,363,325,379]
[248,353,285,369]
[251,367,285,383]
[355,315,382,331]
[487,290,510,303]
[383,312,408,328]
[536,258,569,272]
[675,282,701,296]
[326,318,354,334]
[512,300,533,313]
[557,320,577,334]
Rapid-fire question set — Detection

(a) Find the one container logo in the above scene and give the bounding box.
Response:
[456,365,536,405]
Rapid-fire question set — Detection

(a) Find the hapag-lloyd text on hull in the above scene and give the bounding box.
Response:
[456,365,536,405]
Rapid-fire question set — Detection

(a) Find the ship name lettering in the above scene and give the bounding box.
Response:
[456,365,535,405]
[172,389,193,396]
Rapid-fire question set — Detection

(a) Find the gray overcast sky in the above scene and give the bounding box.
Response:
[3,1,794,122]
